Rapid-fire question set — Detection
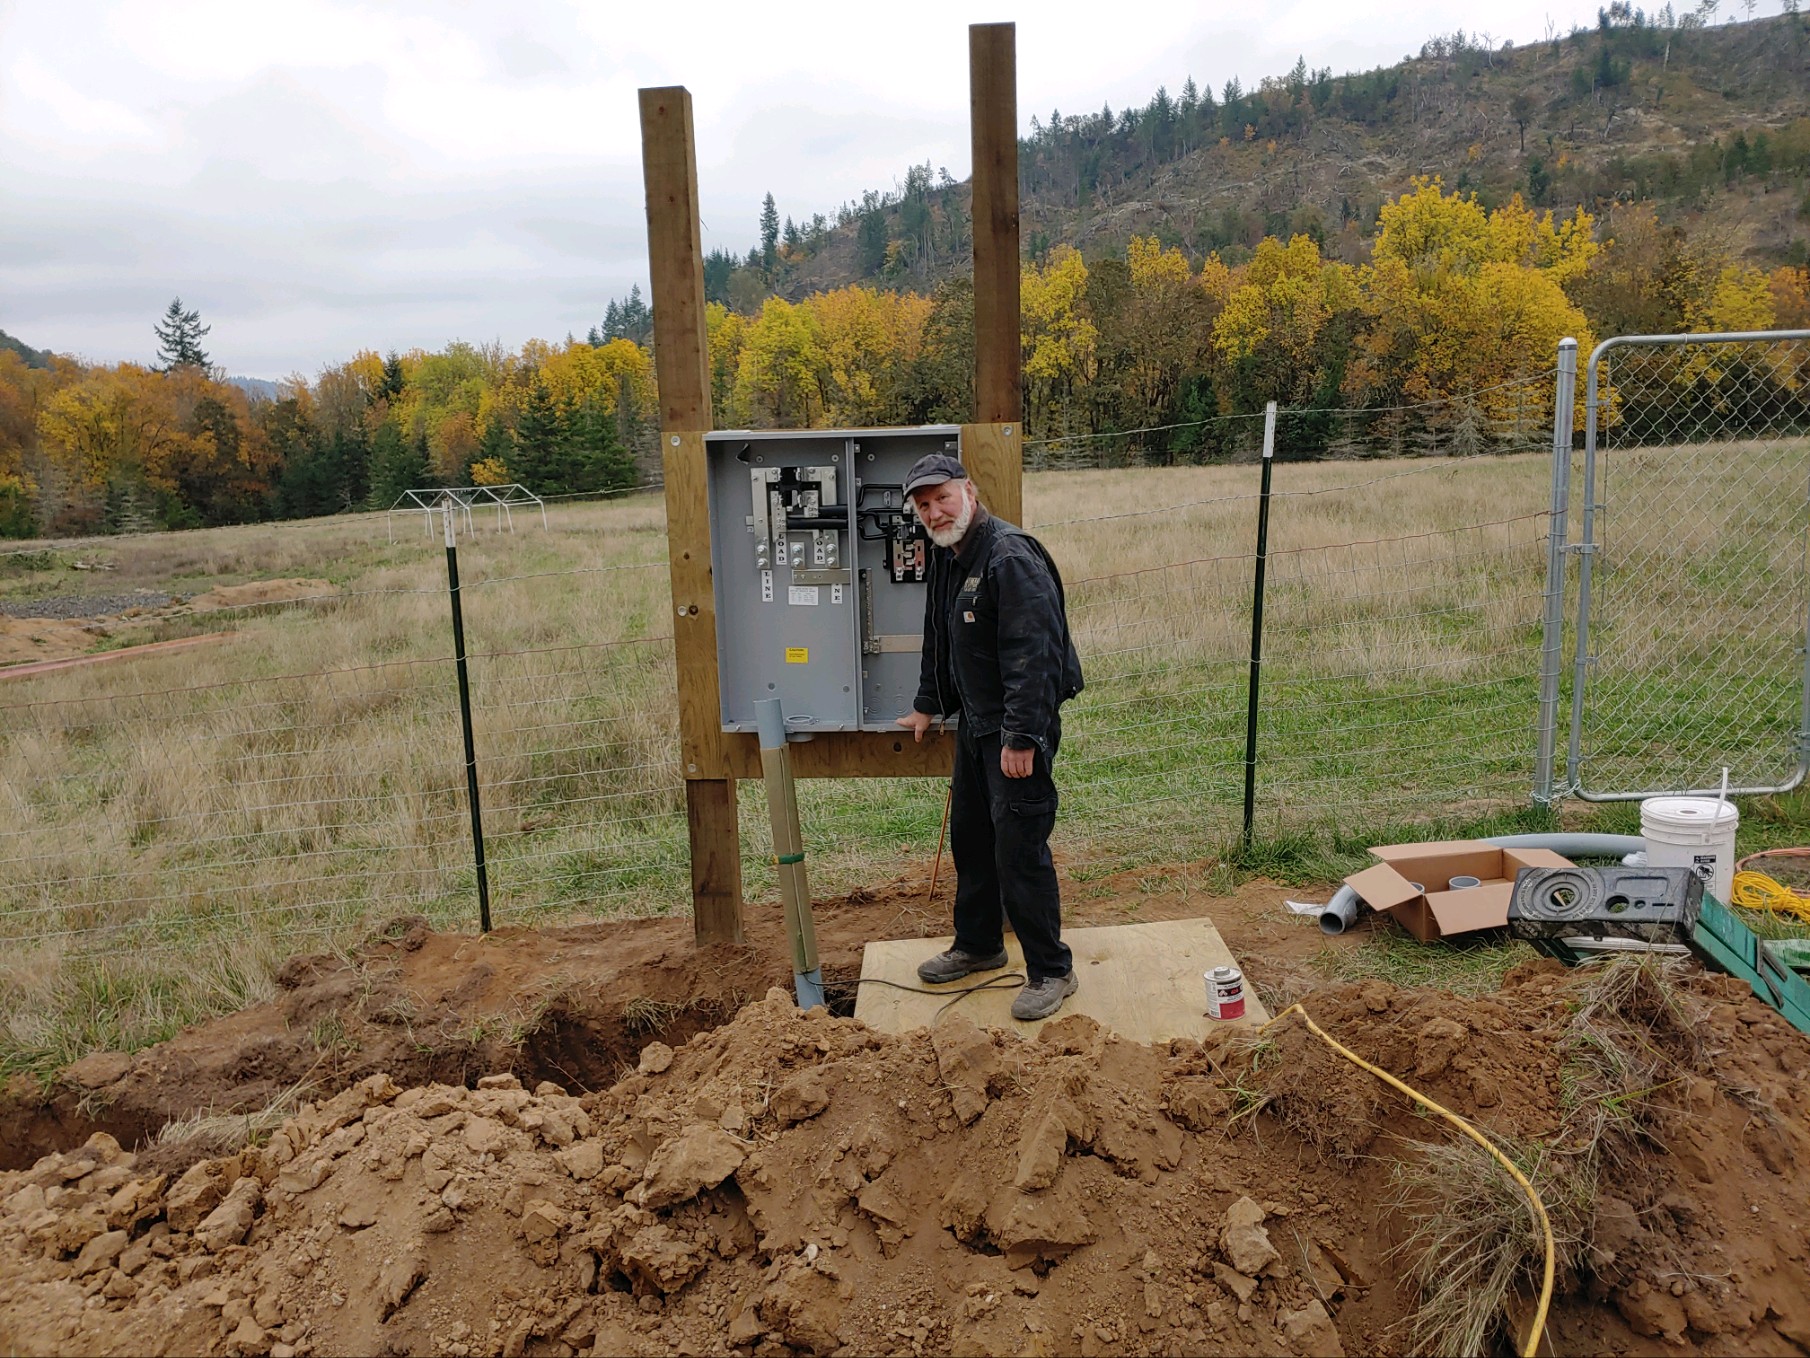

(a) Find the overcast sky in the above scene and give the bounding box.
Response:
[1,0,1789,379]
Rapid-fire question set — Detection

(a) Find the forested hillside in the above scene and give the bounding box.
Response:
[4,8,1809,539]
[740,6,1810,304]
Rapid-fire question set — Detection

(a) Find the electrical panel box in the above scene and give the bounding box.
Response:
[706,426,959,734]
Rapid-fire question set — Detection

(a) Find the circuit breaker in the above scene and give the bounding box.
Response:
[706,426,961,734]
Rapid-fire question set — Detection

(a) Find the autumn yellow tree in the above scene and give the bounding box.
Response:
[733,298,825,427]
[808,286,931,426]
[1213,234,1358,410]
[1116,236,1220,438]
[706,303,747,428]
[1347,177,1593,421]
[37,364,210,496]
[1020,246,1097,438]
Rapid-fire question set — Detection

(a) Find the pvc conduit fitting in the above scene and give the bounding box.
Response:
[1319,885,1360,935]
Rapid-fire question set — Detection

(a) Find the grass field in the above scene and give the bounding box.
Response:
[4,444,1809,1077]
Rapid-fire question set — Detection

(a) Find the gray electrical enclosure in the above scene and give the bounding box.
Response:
[706,426,959,734]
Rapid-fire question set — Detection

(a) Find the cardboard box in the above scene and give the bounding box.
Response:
[1343,840,1576,942]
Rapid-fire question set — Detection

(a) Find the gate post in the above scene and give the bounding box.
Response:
[1533,338,1577,806]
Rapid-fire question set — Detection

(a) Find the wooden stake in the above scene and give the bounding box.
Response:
[969,23,1022,425]
[638,87,711,428]
[927,784,953,905]
[640,85,744,946]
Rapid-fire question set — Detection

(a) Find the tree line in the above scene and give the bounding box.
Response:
[0,321,653,538]
[3,180,1807,539]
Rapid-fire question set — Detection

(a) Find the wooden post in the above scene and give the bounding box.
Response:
[969,23,1023,426]
[639,86,744,946]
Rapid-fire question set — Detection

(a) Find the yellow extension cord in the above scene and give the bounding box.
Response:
[1730,869,1810,926]
[1261,1003,1555,1358]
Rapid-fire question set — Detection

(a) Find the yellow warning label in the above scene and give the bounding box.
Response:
[785,647,809,664]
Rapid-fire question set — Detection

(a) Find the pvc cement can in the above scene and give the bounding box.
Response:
[1204,965,1245,1021]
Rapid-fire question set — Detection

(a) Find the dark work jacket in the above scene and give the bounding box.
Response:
[912,509,1084,755]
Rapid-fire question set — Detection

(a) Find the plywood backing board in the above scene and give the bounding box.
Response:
[856,917,1269,1043]
[718,732,953,781]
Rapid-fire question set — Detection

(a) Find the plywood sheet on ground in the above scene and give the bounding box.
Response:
[856,917,1270,1043]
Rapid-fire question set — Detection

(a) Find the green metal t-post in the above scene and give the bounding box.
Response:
[1242,402,1278,847]
[444,508,492,933]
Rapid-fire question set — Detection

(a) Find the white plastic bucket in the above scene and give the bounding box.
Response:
[1640,797,1739,904]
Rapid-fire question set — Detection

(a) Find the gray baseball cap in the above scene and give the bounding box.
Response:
[903,452,968,496]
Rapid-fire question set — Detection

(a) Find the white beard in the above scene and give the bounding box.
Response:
[925,497,975,549]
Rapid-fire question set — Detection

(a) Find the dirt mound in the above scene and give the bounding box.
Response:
[0,615,93,666]
[2,962,1807,1357]
[187,579,336,611]
[0,990,1388,1357]
[1,872,1314,1173]
[1255,963,1810,1354]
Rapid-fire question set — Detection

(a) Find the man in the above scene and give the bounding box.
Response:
[895,453,1085,1021]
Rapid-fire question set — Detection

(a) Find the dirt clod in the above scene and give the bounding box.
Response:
[1219,1195,1280,1276]
[633,1124,746,1211]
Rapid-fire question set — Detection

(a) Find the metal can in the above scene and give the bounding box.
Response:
[1204,965,1246,1021]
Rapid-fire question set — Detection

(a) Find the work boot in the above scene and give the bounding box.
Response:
[1011,971,1078,1021]
[916,947,1009,985]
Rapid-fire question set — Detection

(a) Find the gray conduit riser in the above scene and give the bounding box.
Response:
[1315,833,1649,935]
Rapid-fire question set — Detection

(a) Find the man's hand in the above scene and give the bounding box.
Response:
[1000,745,1034,779]
[896,710,936,743]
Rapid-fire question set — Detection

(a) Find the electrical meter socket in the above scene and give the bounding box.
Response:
[706,426,960,734]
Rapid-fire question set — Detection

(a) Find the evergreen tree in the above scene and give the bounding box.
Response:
[378,351,406,402]
[602,285,652,344]
[154,298,211,370]
[856,207,890,276]
[567,396,637,494]
[366,421,431,508]
[476,417,513,480]
[702,248,736,305]
[269,398,338,518]
[335,425,372,510]
[760,192,780,272]
[509,380,565,494]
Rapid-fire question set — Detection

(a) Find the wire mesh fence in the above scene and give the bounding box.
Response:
[0,368,1661,1019]
[1566,332,1810,799]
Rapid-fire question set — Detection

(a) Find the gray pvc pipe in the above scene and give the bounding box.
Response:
[794,968,826,1010]
[1319,885,1361,935]
[1482,832,1645,859]
[754,697,786,750]
[1316,832,1648,935]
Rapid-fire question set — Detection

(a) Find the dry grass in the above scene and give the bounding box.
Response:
[1558,952,1707,1167]
[153,1071,320,1155]
[1389,1135,1594,1358]
[1391,953,1709,1356]
[1,442,1804,1076]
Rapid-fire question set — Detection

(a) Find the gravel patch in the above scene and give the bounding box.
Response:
[0,591,177,620]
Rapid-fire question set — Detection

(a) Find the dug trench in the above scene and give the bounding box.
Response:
[0,870,1313,1173]
[2,874,1808,1356]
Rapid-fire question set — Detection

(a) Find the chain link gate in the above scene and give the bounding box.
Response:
[1548,330,1810,802]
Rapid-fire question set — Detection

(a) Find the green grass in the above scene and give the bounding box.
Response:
[1314,928,1538,996]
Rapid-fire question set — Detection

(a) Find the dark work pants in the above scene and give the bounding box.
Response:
[949,725,1072,983]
